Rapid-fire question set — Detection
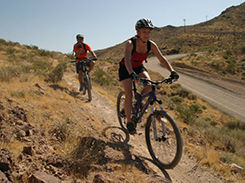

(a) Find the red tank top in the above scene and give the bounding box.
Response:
[121,51,148,68]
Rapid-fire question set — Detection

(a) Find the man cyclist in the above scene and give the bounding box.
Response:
[118,18,179,134]
[73,34,97,91]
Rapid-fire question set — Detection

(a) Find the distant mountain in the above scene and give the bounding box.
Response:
[96,2,245,61]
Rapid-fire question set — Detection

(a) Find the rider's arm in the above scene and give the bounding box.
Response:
[89,50,98,60]
[150,41,175,73]
[124,40,134,75]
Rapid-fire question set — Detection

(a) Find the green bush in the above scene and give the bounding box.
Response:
[189,102,203,114]
[92,68,110,86]
[0,66,22,82]
[45,62,67,83]
[176,105,195,124]
[32,59,53,73]
[171,95,183,104]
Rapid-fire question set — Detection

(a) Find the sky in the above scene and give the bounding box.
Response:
[0,0,244,54]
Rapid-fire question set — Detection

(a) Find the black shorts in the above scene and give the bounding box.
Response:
[76,61,90,74]
[118,62,147,81]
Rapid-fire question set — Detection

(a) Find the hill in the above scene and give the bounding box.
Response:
[96,2,245,81]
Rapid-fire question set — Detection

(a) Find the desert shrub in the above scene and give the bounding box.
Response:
[171,95,183,104]
[5,47,16,55]
[11,90,26,98]
[224,119,245,130]
[0,66,22,82]
[49,118,74,142]
[170,83,181,90]
[187,93,197,100]
[176,105,195,124]
[189,102,203,114]
[93,68,110,86]
[226,59,237,74]
[195,116,218,128]
[32,59,53,73]
[69,136,106,178]
[36,49,55,58]
[45,62,67,83]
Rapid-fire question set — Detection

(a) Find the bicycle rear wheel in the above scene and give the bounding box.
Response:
[145,110,182,169]
[84,74,92,101]
[116,91,127,130]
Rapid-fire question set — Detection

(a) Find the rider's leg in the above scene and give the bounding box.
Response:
[78,70,84,91]
[122,78,136,134]
[121,78,133,123]
[139,71,152,95]
[89,61,95,72]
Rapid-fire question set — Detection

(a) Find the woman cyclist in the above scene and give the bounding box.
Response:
[118,18,179,134]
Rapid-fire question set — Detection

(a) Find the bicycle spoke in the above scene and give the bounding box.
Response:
[146,111,182,169]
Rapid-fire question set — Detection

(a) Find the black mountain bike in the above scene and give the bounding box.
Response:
[117,77,183,169]
[71,58,95,101]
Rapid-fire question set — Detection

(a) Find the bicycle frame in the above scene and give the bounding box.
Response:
[74,59,91,84]
[132,80,163,124]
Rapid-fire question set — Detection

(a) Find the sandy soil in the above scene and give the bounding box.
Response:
[64,74,227,182]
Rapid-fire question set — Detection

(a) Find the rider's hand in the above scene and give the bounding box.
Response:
[130,72,139,81]
[170,71,179,80]
[93,57,98,61]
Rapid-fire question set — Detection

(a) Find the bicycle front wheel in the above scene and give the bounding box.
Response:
[84,74,92,101]
[145,110,183,169]
[116,91,127,130]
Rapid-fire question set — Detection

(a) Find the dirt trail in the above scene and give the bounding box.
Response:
[64,75,225,183]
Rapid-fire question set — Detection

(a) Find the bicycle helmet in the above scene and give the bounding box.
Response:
[135,18,154,30]
[76,34,84,39]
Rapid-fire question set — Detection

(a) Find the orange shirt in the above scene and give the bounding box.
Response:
[73,43,91,60]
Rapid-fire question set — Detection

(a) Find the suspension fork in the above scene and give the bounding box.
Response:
[150,95,167,141]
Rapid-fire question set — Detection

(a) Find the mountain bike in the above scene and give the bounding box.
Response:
[117,77,183,169]
[71,58,95,101]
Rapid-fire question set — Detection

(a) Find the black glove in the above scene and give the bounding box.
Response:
[78,44,82,48]
[130,72,139,81]
[170,71,179,80]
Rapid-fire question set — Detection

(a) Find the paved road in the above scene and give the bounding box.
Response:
[145,56,245,122]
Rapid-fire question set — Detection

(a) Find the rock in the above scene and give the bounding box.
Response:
[29,171,61,183]
[93,174,105,183]
[0,149,14,182]
[230,163,244,174]
[23,146,35,156]
[0,149,12,172]
[0,154,10,172]
[17,130,26,138]
[0,170,11,183]
[46,155,64,168]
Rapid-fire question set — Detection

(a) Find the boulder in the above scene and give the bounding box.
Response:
[29,171,61,183]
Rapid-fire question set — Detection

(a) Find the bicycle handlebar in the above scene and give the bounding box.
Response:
[70,58,97,63]
[139,77,173,86]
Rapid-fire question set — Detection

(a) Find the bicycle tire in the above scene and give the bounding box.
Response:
[116,91,127,130]
[84,74,92,101]
[145,110,183,169]
[82,73,86,95]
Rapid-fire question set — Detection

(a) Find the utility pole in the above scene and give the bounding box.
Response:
[183,19,186,32]
[206,15,208,21]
